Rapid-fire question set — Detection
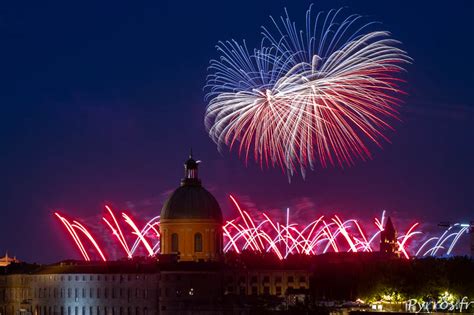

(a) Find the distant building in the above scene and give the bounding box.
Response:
[0,254,19,268]
[379,217,399,257]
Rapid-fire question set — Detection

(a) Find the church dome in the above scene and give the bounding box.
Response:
[160,154,222,222]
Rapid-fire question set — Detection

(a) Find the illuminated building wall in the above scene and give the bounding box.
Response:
[0,274,30,315]
[0,271,159,315]
[0,262,311,315]
[29,273,158,315]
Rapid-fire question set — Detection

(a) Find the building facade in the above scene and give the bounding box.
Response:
[0,263,160,315]
[0,262,310,315]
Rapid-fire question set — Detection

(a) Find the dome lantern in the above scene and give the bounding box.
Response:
[182,150,201,186]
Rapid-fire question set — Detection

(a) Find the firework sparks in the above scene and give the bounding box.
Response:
[205,6,410,178]
[52,196,449,261]
[415,223,470,257]
[223,196,419,259]
[55,213,107,262]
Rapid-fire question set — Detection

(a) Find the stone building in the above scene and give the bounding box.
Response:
[1,262,159,315]
[0,254,19,268]
[0,260,310,315]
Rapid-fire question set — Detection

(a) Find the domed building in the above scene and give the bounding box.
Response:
[159,154,223,262]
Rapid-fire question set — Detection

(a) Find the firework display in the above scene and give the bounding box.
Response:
[54,196,468,262]
[223,196,419,260]
[415,223,471,257]
[205,6,410,177]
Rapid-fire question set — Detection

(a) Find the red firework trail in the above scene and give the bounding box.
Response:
[223,195,420,259]
[54,213,107,261]
[54,196,427,261]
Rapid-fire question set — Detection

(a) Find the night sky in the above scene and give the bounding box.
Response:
[0,0,472,263]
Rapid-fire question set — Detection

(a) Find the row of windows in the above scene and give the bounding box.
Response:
[170,232,222,253]
[0,288,29,301]
[33,275,148,282]
[34,306,149,315]
[227,275,306,284]
[0,277,29,285]
[34,287,150,300]
[170,233,203,252]
[228,285,306,296]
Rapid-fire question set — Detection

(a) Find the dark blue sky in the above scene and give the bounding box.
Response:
[0,0,472,262]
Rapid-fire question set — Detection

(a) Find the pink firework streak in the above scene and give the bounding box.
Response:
[55,208,160,261]
[223,195,420,259]
[54,196,426,261]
